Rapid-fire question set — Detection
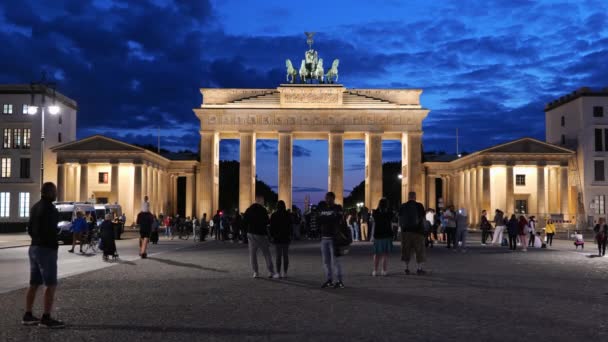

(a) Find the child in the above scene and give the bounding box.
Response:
[534,232,544,248]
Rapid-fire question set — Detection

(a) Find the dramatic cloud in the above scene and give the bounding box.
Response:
[1,0,606,201]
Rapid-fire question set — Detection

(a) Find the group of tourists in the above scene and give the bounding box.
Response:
[240,191,431,288]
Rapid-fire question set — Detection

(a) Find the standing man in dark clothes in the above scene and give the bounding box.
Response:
[232,209,242,242]
[23,182,65,328]
[270,200,293,278]
[212,211,221,241]
[318,192,346,289]
[244,195,278,279]
[136,204,154,258]
[399,192,427,275]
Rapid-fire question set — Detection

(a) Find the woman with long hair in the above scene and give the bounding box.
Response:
[506,214,519,251]
[371,198,393,276]
[545,219,556,247]
[518,215,529,252]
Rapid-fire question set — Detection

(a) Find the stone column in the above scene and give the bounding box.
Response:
[441,176,448,209]
[471,167,478,225]
[537,165,546,217]
[57,163,65,201]
[328,132,344,205]
[186,174,194,218]
[365,132,382,209]
[427,175,436,209]
[147,165,153,201]
[133,163,143,221]
[481,167,491,212]
[239,132,256,212]
[110,163,119,204]
[548,167,558,213]
[79,162,88,202]
[506,165,514,214]
[172,175,179,215]
[200,132,219,217]
[402,132,423,202]
[560,166,569,216]
[278,132,293,210]
[464,169,470,211]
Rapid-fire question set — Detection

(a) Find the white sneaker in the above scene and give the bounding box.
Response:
[271,273,280,279]
[372,270,377,277]
[381,271,387,277]
[481,243,486,246]
[252,272,259,278]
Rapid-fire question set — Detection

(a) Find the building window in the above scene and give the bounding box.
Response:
[58,132,62,143]
[595,160,605,181]
[561,116,565,127]
[3,104,13,114]
[19,192,30,217]
[23,128,31,149]
[594,195,606,215]
[3,128,12,148]
[594,106,604,117]
[515,200,528,214]
[0,192,9,217]
[98,172,109,184]
[561,134,566,145]
[1,158,10,178]
[13,128,21,148]
[22,104,29,114]
[595,128,603,151]
[20,158,30,179]
[515,174,526,186]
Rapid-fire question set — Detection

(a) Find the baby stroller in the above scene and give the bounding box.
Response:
[572,232,584,249]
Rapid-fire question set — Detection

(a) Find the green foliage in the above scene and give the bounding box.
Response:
[344,161,402,210]
[218,160,278,213]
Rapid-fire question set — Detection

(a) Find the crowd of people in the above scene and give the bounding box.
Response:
[22,180,607,329]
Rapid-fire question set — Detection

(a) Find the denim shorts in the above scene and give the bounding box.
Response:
[28,246,58,286]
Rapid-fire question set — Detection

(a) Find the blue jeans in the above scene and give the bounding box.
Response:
[29,246,58,286]
[350,223,360,241]
[321,238,342,282]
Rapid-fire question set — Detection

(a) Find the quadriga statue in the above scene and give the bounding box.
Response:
[325,59,339,84]
[285,59,298,84]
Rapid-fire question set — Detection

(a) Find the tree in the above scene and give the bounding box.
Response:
[344,161,402,210]
[218,160,278,213]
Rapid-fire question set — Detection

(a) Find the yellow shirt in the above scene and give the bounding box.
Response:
[545,223,556,234]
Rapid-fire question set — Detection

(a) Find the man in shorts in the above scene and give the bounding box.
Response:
[399,192,427,275]
[23,182,65,328]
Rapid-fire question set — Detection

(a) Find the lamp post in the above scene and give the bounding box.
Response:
[29,81,60,190]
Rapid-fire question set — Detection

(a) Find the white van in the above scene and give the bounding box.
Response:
[55,202,96,243]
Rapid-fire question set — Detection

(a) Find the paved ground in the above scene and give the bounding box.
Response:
[0,236,607,341]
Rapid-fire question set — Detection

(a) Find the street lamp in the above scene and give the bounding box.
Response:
[398,174,403,179]
[29,81,60,190]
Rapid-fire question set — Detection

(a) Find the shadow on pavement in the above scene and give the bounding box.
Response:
[146,257,229,273]
[70,324,299,336]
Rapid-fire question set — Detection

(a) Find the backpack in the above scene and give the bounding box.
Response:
[399,203,422,229]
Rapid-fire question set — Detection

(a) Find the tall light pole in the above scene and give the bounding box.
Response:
[29,80,60,190]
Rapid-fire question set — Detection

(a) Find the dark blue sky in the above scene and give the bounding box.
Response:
[1,0,607,205]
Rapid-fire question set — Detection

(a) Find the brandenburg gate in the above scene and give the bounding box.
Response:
[194,84,429,215]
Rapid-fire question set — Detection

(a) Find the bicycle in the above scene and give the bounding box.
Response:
[82,228,100,254]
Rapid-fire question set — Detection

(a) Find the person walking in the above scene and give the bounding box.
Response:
[425,209,435,248]
[455,209,468,252]
[528,216,536,247]
[594,218,607,257]
[136,202,154,258]
[443,206,457,248]
[491,209,506,246]
[99,213,118,261]
[480,210,493,245]
[23,182,65,328]
[212,211,221,240]
[399,192,427,275]
[244,195,278,279]
[518,215,529,252]
[270,200,293,278]
[318,192,346,288]
[506,214,519,251]
[372,198,393,276]
[68,211,88,254]
[348,210,360,242]
[545,219,556,247]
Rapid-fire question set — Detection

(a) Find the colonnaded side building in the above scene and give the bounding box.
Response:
[44,82,608,229]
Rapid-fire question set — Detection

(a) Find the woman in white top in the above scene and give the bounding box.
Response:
[527,216,536,247]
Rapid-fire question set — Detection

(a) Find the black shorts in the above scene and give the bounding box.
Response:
[140,229,151,239]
